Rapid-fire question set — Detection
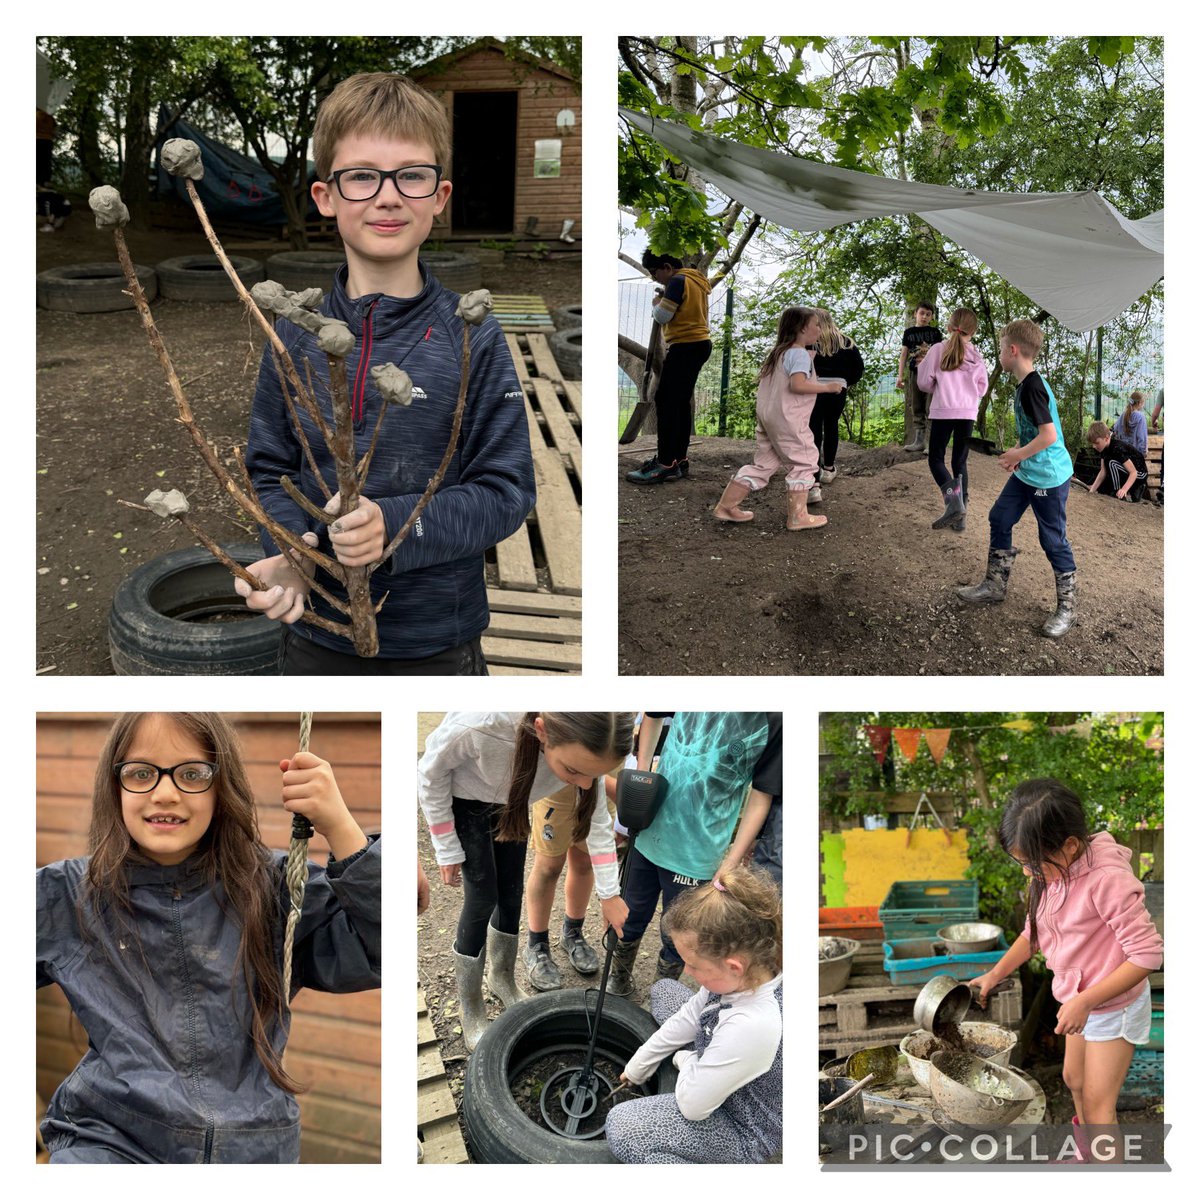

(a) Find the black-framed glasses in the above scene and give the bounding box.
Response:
[115,761,219,794]
[327,165,443,201]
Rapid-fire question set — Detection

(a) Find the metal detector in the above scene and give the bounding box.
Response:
[538,768,669,1137]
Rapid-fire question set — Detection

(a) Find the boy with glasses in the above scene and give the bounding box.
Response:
[239,73,535,674]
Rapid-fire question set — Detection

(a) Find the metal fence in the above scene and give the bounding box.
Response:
[618,279,1163,444]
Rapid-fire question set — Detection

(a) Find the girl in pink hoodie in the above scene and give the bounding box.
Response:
[916,307,989,532]
[971,780,1162,1163]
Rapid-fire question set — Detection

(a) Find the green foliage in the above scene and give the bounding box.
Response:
[820,712,1164,932]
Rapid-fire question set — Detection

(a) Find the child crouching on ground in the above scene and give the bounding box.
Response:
[604,865,783,1164]
[957,318,1078,638]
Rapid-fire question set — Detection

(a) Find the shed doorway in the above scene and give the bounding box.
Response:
[451,91,517,234]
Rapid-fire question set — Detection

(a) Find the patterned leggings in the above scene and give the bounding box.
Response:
[604,980,763,1164]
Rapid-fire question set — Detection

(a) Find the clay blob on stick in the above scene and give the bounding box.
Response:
[94,146,491,659]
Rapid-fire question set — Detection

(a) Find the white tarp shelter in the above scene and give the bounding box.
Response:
[623,109,1163,333]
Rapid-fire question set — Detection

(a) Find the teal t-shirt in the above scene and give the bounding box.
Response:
[634,712,781,880]
[1014,371,1073,489]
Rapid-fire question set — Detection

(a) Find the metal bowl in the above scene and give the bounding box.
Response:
[900,1022,1018,1089]
[929,1050,1034,1127]
[819,936,860,995]
[937,922,1002,954]
[913,973,972,1033]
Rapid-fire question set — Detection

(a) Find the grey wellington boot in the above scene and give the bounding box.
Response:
[951,497,967,533]
[903,418,927,452]
[1041,571,1078,638]
[932,476,966,529]
[486,924,530,1006]
[453,946,489,1051]
[608,936,643,997]
[957,548,1017,603]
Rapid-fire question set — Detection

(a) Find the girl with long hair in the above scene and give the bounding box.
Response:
[916,306,989,531]
[418,712,636,1049]
[1113,391,1148,454]
[36,712,381,1163]
[970,779,1162,1163]
[605,865,783,1164]
[810,312,865,488]
[714,306,843,530]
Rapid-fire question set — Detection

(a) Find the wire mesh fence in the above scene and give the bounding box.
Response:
[618,278,1163,449]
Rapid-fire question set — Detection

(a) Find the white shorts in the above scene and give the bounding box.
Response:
[1082,981,1152,1044]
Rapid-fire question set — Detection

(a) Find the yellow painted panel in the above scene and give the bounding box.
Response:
[842,828,970,905]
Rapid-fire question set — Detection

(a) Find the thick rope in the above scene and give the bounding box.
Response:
[282,711,314,1003]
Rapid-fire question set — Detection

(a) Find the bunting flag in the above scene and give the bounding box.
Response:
[924,728,952,765]
[892,727,923,764]
[1001,719,1036,732]
[863,724,892,763]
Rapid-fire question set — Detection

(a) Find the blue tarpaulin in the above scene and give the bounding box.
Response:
[155,113,318,226]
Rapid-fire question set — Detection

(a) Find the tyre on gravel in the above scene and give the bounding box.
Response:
[36,262,157,313]
[155,254,265,301]
[109,544,281,676]
[462,989,677,1164]
[420,251,482,293]
[548,327,582,379]
[264,251,346,293]
[551,305,583,330]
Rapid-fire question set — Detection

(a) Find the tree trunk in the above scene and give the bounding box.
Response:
[120,63,153,231]
[74,92,107,190]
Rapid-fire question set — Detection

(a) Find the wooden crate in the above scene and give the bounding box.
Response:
[417,987,469,1164]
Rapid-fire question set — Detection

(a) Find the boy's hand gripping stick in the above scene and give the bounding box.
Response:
[282,712,315,1002]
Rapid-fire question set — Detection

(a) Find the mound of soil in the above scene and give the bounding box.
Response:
[617,435,1163,676]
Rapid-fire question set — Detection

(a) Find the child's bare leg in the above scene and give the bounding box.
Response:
[1062,1032,1087,1124]
[1080,1038,1136,1163]
[563,843,594,920]
[525,851,567,931]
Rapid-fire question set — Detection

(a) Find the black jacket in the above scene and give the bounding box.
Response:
[37,837,381,1163]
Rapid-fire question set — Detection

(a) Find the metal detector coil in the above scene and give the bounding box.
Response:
[614,768,668,833]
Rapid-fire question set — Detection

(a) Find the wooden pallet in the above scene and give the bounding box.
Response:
[1146,433,1164,491]
[483,588,581,675]
[417,987,469,1164]
[491,293,555,334]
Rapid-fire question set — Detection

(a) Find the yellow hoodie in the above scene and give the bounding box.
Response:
[655,268,712,346]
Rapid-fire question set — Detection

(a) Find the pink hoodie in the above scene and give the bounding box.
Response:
[916,339,989,421]
[1021,832,1163,1013]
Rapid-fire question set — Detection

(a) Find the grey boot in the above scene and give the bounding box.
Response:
[453,946,489,1051]
[957,548,1017,603]
[486,924,530,1006]
[654,952,684,983]
[903,418,926,452]
[521,938,562,992]
[608,936,642,997]
[1041,570,1078,638]
[932,476,966,529]
[951,497,967,533]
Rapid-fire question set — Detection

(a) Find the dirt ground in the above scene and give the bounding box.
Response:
[416,713,674,1163]
[618,435,1164,676]
[35,216,579,675]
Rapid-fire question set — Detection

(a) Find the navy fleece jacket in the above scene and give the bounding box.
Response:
[245,264,535,658]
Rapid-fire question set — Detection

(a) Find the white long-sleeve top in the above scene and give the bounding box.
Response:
[622,973,784,1121]
[418,712,621,899]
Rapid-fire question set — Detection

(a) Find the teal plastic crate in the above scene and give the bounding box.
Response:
[882,931,1009,984]
[879,880,979,940]
[1119,1048,1163,1104]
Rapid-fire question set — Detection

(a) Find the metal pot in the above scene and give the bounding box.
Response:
[937,922,1002,954]
[900,1022,1018,1089]
[913,973,972,1033]
[819,936,860,995]
[819,1076,865,1125]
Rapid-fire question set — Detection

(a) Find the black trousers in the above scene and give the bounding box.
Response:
[453,798,528,955]
[280,626,488,675]
[927,418,975,501]
[1097,461,1148,502]
[655,339,712,464]
[809,391,848,467]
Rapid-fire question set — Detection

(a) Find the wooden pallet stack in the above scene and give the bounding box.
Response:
[483,326,582,675]
[417,987,469,1164]
[819,941,1022,1059]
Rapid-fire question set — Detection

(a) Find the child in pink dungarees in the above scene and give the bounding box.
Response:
[714,307,843,531]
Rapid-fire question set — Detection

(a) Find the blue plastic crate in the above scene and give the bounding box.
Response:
[882,931,1010,984]
[879,880,979,940]
[1119,1048,1163,1103]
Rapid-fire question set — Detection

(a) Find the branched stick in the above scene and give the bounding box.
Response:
[275,350,333,501]
[372,327,471,570]
[281,476,335,525]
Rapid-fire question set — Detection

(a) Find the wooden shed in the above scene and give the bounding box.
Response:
[35,712,382,1165]
[414,38,581,245]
